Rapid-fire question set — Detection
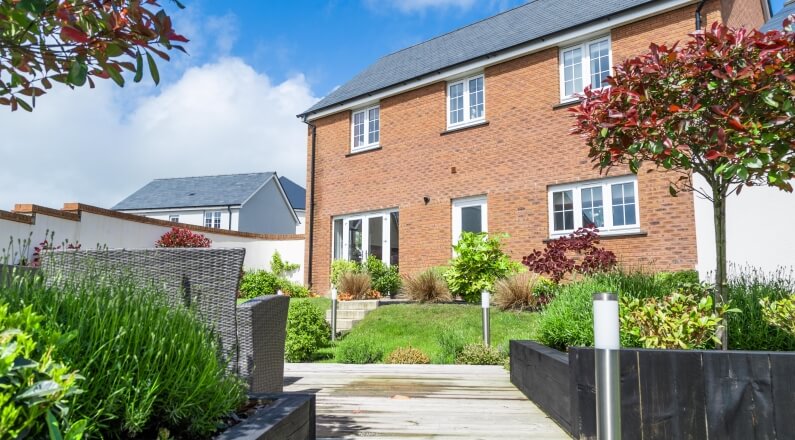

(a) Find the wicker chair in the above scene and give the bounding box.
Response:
[40,248,289,393]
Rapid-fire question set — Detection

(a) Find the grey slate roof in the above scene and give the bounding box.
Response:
[761,0,795,32]
[279,177,306,211]
[299,0,657,117]
[113,172,275,210]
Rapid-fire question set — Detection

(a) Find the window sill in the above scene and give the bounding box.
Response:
[440,120,489,136]
[552,99,581,110]
[346,146,382,157]
[543,229,648,242]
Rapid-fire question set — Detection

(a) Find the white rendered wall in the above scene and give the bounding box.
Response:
[295,210,305,234]
[1,209,304,283]
[693,174,795,279]
[123,208,240,232]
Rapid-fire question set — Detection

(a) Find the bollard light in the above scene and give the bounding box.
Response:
[481,290,491,346]
[330,287,338,341]
[593,292,621,440]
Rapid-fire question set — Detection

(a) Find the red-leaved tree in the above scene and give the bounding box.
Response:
[155,227,211,248]
[523,227,617,283]
[0,0,188,111]
[572,19,795,348]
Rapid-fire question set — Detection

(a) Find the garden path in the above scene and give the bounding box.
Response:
[284,363,569,439]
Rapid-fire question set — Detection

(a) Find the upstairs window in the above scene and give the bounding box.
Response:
[351,105,380,152]
[169,215,180,223]
[560,36,611,101]
[204,211,222,229]
[548,176,639,237]
[447,74,485,128]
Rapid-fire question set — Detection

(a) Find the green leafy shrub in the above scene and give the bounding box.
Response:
[0,276,246,437]
[240,270,309,299]
[727,267,795,351]
[590,268,699,300]
[435,331,467,364]
[760,295,795,337]
[270,251,300,278]
[285,300,330,362]
[536,278,610,350]
[385,346,430,364]
[402,268,452,303]
[331,260,360,288]
[336,337,384,364]
[620,290,735,349]
[338,272,373,299]
[445,232,521,303]
[0,304,87,439]
[455,343,505,365]
[493,272,554,311]
[365,256,401,295]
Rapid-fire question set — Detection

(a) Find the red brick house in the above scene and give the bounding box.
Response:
[298,0,769,293]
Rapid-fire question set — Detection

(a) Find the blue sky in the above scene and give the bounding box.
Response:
[0,0,789,211]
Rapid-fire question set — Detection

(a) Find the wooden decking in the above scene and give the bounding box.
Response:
[284,363,570,439]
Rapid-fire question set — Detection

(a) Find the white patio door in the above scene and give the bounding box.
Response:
[341,213,390,265]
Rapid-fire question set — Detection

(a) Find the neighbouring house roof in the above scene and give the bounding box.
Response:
[279,176,306,211]
[113,172,276,210]
[761,0,795,32]
[298,0,658,118]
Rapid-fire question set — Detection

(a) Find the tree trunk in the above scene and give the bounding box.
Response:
[712,185,728,350]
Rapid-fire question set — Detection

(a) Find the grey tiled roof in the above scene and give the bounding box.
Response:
[761,1,795,32]
[299,0,656,117]
[279,177,306,211]
[113,172,275,210]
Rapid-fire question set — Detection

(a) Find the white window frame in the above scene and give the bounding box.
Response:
[204,211,222,229]
[350,104,380,152]
[452,195,488,247]
[547,175,639,238]
[559,35,612,102]
[169,214,179,223]
[331,208,398,268]
[446,73,486,129]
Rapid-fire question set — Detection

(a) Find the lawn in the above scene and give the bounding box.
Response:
[315,302,540,363]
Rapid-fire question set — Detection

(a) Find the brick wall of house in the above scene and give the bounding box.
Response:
[304,0,737,293]
[720,0,767,29]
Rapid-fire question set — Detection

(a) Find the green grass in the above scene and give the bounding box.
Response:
[314,303,539,363]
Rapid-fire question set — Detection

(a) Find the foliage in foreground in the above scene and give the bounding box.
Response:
[760,295,795,337]
[285,300,330,362]
[385,347,431,364]
[401,268,452,303]
[0,304,87,439]
[445,232,521,303]
[455,344,505,365]
[726,267,795,351]
[0,274,246,437]
[336,337,384,364]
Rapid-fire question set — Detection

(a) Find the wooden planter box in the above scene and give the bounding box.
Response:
[510,341,795,440]
[215,393,316,440]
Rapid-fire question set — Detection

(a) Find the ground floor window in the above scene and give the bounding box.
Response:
[452,195,488,245]
[547,175,639,237]
[332,209,398,266]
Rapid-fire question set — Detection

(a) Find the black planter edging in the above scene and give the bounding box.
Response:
[215,393,316,440]
[510,341,572,433]
[511,341,795,440]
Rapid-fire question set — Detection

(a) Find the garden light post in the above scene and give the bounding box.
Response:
[331,287,338,341]
[593,292,621,440]
[482,290,490,346]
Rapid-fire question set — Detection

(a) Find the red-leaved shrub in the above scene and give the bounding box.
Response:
[155,227,211,248]
[522,227,616,283]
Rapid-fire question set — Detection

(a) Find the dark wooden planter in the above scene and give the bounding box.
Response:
[510,340,795,440]
[215,393,316,440]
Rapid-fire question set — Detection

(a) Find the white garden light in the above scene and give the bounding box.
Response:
[593,292,621,440]
[482,290,490,346]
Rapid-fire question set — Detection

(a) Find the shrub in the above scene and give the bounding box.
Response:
[402,269,452,303]
[522,227,616,283]
[338,272,373,300]
[385,346,431,364]
[331,259,360,288]
[0,276,246,437]
[536,278,611,350]
[155,227,211,248]
[727,267,795,351]
[435,331,467,364]
[365,256,401,295]
[592,268,699,300]
[456,343,505,365]
[336,337,384,364]
[493,272,554,311]
[240,270,281,299]
[620,290,735,349]
[280,281,311,298]
[285,300,330,362]
[760,295,795,337]
[445,232,521,303]
[0,304,87,438]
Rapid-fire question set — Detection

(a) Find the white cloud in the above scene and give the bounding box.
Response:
[0,57,318,211]
[370,0,477,13]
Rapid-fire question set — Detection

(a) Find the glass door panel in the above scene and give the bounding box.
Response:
[348,219,363,263]
[368,216,383,261]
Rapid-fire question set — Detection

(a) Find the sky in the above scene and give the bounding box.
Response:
[0,0,788,211]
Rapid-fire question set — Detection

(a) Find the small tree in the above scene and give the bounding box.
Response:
[155,227,210,248]
[0,0,187,111]
[572,20,795,348]
[522,227,617,283]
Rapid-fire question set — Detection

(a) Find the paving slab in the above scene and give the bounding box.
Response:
[284,363,570,439]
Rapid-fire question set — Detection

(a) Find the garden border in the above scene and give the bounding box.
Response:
[215,393,316,440]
